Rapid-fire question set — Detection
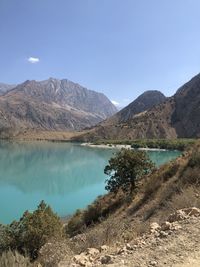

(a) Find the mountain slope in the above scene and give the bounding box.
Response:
[172,74,200,137]
[77,74,200,141]
[106,90,166,124]
[0,83,16,95]
[0,78,117,136]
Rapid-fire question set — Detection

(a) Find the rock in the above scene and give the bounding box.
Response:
[161,221,172,231]
[100,255,113,264]
[149,260,158,266]
[71,233,87,243]
[150,222,160,233]
[168,207,200,223]
[171,222,182,231]
[86,247,99,257]
[168,210,187,222]
[159,231,168,238]
[183,207,200,217]
[100,245,109,252]
[117,245,129,255]
[73,254,89,266]
[126,243,133,250]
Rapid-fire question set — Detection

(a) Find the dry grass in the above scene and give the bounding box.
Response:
[0,251,34,267]
[38,238,73,267]
[169,186,200,211]
[69,215,148,254]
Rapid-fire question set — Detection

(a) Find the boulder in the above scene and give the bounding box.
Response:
[161,221,172,231]
[182,207,200,217]
[73,254,89,266]
[100,245,109,253]
[100,255,113,264]
[86,247,99,257]
[126,243,134,250]
[168,207,200,223]
[150,222,160,233]
[168,210,187,222]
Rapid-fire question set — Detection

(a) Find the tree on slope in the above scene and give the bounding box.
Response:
[104,149,154,194]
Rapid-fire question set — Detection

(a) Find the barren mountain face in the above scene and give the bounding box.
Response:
[0,83,16,95]
[0,78,117,137]
[78,73,200,141]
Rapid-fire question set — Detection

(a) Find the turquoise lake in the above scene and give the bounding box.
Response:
[0,141,181,224]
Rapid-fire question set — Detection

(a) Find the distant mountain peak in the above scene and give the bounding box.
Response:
[108,90,166,123]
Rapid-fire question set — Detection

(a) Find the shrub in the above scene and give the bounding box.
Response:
[66,210,85,237]
[66,192,125,237]
[187,151,200,168]
[0,224,13,253]
[7,201,63,259]
[162,163,179,181]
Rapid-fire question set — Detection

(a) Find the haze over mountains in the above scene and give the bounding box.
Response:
[78,73,200,141]
[0,78,117,137]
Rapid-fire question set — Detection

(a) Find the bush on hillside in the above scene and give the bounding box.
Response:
[1,201,63,259]
[66,192,125,237]
[187,151,200,168]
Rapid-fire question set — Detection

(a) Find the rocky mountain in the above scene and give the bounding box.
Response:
[77,73,200,141]
[0,83,16,95]
[0,78,117,136]
[106,90,166,124]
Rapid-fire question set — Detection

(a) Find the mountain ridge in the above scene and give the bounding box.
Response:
[76,73,200,141]
[0,78,117,137]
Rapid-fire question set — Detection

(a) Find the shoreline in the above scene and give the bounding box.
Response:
[81,143,168,151]
[81,143,132,149]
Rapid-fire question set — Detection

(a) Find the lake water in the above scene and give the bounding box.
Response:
[0,141,181,224]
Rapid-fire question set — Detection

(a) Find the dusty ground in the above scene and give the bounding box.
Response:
[67,209,200,267]
[109,217,200,267]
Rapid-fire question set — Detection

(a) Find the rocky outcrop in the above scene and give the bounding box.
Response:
[0,78,117,136]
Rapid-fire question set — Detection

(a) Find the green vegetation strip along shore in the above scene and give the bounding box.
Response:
[92,138,196,151]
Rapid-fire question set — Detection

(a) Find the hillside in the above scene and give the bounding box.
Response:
[76,73,200,141]
[0,83,16,95]
[0,78,117,137]
[62,141,200,266]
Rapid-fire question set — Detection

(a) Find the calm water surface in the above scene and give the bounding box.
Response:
[0,141,181,224]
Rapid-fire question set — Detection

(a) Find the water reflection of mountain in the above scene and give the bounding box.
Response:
[0,141,115,195]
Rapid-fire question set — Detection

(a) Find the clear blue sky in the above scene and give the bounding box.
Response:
[1,0,200,106]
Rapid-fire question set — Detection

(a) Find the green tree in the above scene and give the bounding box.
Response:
[104,149,155,194]
[9,201,63,259]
